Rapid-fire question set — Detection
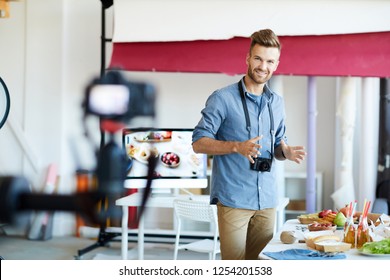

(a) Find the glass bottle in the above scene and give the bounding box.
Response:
[356,217,372,249]
[343,220,356,248]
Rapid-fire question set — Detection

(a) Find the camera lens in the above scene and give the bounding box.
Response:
[250,158,272,172]
[260,161,270,171]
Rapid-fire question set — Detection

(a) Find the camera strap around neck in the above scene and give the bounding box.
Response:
[238,79,275,157]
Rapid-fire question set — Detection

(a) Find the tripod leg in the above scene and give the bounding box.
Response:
[76,226,121,259]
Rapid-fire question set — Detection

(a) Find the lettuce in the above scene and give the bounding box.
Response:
[361,239,390,254]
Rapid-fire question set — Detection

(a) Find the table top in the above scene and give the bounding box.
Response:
[115,192,209,207]
[116,192,289,210]
[260,219,389,260]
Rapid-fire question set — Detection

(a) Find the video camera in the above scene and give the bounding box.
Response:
[84,70,155,122]
[0,70,156,225]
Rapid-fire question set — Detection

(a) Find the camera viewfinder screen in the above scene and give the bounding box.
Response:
[89,85,129,115]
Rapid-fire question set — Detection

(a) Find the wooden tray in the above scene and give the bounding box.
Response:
[298,217,320,224]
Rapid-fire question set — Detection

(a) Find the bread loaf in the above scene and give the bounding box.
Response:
[280,231,297,244]
[313,235,340,243]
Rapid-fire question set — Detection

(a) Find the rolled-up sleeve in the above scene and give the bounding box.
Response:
[192,91,226,143]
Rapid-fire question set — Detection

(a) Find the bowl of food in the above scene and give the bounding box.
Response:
[160,152,180,168]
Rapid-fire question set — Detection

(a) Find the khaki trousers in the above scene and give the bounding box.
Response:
[217,202,275,260]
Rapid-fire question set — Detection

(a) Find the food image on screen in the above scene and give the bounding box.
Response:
[134,131,172,142]
[123,129,206,179]
[128,143,159,164]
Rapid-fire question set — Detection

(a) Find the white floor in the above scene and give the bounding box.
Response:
[0,233,219,260]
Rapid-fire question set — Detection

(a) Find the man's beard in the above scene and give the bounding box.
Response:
[248,67,270,85]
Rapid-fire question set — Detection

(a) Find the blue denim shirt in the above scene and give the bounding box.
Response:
[192,78,287,210]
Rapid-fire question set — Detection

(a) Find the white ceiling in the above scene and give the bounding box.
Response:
[113,0,390,42]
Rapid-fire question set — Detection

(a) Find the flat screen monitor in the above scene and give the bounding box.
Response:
[122,128,208,189]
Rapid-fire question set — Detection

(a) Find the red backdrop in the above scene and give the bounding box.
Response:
[110,32,390,77]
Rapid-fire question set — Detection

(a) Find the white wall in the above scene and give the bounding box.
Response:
[0,0,370,236]
[0,0,103,235]
[0,1,67,187]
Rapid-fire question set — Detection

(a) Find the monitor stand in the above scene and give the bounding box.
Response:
[150,188,173,197]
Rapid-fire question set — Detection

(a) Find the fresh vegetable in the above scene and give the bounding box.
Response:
[333,212,347,227]
[361,239,390,254]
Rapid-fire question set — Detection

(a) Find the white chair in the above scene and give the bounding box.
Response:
[173,198,220,260]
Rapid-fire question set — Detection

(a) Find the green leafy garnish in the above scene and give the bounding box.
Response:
[361,239,390,254]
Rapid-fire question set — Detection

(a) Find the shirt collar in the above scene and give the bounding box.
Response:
[240,77,273,102]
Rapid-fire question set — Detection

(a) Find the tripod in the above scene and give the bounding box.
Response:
[76,0,119,259]
[76,0,156,259]
[76,127,128,259]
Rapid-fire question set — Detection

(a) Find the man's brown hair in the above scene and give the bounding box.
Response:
[250,29,281,53]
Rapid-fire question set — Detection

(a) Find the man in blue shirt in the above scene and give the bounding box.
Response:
[192,29,306,260]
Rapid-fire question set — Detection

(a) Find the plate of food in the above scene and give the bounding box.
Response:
[298,209,342,225]
[134,131,172,142]
[308,222,336,232]
[358,239,390,257]
[188,154,202,169]
[129,143,159,164]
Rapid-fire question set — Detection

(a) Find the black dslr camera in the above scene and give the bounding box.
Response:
[84,70,155,121]
[250,157,273,172]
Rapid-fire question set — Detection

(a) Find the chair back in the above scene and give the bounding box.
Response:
[173,199,217,224]
[173,198,220,260]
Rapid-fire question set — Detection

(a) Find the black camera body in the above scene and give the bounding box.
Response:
[250,157,273,172]
[84,70,155,121]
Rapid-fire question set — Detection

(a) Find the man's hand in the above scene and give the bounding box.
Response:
[280,139,306,164]
[236,136,263,163]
